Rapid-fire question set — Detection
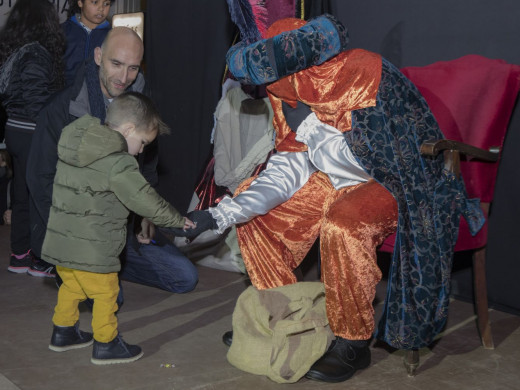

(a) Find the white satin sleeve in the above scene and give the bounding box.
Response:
[295,113,372,189]
[209,151,316,233]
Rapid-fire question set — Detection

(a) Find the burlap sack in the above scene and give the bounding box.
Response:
[227,282,334,383]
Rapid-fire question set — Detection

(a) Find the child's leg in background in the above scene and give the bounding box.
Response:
[54,266,119,343]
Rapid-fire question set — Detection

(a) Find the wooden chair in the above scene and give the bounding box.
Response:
[378,55,520,376]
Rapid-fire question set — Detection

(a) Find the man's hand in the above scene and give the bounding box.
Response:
[282,101,313,132]
[3,209,11,225]
[136,218,155,244]
[183,217,196,230]
[168,210,218,239]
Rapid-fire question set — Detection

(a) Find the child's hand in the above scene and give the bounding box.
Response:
[183,217,196,230]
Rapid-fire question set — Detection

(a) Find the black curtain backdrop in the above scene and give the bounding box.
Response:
[330,0,520,68]
[145,0,235,213]
[146,0,520,313]
[145,0,331,213]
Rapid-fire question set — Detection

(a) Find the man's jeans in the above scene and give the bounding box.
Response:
[120,231,198,293]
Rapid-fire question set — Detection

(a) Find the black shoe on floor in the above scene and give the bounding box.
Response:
[222,330,233,347]
[27,259,56,278]
[49,322,93,352]
[91,334,143,365]
[7,251,35,274]
[305,337,371,383]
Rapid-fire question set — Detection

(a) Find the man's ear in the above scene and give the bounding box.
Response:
[94,47,102,66]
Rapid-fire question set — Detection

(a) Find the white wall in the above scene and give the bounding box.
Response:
[0,0,69,27]
[0,0,142,29]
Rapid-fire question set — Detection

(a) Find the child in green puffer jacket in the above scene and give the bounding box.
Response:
[43,91,195,365]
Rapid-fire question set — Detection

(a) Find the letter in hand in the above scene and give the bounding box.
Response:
[168,210,218,239]
[281,101,313,133]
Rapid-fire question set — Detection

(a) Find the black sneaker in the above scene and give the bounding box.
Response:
[27,259,56,278]
[91,334,143,365]
[305,337,371,383]
[49,321,93,352]
[7,251,35,273]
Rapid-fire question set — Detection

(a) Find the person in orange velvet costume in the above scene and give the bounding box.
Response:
[174,15,484,383]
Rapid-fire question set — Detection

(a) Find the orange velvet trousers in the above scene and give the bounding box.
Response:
[235,172,398,340]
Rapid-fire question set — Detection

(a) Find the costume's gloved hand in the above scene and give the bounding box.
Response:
[168,210,218,239]
[282,101,313,133]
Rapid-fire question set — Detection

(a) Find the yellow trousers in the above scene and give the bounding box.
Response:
[236,173,398,340]
[53,266,119,343]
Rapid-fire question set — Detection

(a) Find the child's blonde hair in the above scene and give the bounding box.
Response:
[105,91,170,135]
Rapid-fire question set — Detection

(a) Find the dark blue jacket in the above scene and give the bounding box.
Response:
[61,15,111,86]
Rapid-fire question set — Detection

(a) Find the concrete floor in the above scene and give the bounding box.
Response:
[1,223,520,390]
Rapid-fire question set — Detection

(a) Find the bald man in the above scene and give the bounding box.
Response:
[26,27,198,294]
[27,27,145,275]
[95,27,144,99]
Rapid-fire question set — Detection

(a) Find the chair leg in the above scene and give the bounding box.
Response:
[403,349,419,377]
[473,246,494,349]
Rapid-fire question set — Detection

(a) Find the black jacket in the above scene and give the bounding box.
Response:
[26,59,154,257]
[0,42,59,122]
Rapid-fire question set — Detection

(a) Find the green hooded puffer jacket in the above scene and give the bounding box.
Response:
[42,115,185,273]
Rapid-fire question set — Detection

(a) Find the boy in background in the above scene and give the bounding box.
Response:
[62,0,114,86]
[43,91,194,364]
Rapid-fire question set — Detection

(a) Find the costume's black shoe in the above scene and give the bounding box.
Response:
[222,330,233,347]
[49,322,93,352]
[305,337,371,383]
[91,334,143,365]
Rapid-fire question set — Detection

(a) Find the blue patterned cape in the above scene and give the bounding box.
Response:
[348,59,485,349]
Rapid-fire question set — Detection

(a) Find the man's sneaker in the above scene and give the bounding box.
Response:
[305,337,371,383]
[91,334,143,365]
[7,250,35,273]
[27,259,56,278]
[49,321,93,352]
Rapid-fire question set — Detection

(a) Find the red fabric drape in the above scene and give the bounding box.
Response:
[401,55,520,202]
[382,55,520,252]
